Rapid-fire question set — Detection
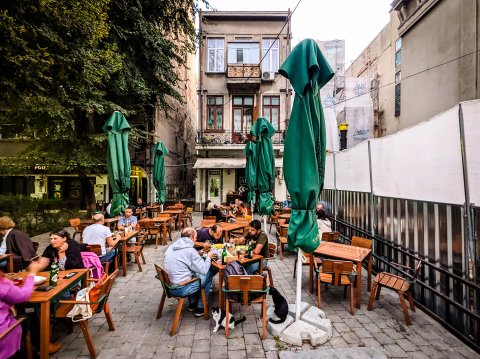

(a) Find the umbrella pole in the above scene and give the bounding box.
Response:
[263,215,267,234]
[295,249,303,321]
[161,204,164,212]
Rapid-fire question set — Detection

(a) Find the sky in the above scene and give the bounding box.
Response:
[201,0,392,65]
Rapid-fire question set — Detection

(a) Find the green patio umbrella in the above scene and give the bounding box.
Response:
[153,141,169,204]
[251,117,276,219]
[279,38,334,320]
[243,140,257,208]
[102,111,132,217]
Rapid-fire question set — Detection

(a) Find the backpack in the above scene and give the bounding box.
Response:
[223,261,249,302]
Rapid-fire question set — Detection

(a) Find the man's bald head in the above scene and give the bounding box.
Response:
[181,227,197,241]
[93,213,105,223]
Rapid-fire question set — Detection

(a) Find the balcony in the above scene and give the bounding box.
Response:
[196,130,285,147]
[226,64,261,92]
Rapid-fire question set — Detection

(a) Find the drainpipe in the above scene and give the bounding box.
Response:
[285,8,292,130]
[338,123,349,150]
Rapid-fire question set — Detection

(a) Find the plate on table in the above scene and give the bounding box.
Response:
[33,276,47,285]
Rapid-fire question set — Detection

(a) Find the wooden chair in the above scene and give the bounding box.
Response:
[177,211,189,230]
[293,253,322,279]
[263,242,277,287]
[223,275,269,339]
[200,219,216,228]
[69,218,84,242]
[144,221,162,248]
[275,222,288,259]
[125,232,147,272]
[154,264,209,336]
[84,244,118,273]
[268,214,278,233]
[186,207,194,226]
[367,260,422,325]
[351,236,373,290]
[55,270,118,359]
[0,317,32,359]
[157,214,174,241]
[316,259,356,315]
[321,231,341,242]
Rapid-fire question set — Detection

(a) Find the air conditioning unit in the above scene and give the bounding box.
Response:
[262,71,275,81]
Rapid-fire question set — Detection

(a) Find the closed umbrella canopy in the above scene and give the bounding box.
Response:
[251,117,276,216]
[102,111,132,217]
[153,141,169,204]
[244,140,257,205]
[279,38,334,253]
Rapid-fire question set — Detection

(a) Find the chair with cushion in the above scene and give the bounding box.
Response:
[0,317,32,359]
[350,236,372,290]
[367,260,422,325]
[154,264,209,336]
[316,259,356,315]
[55,270,118,359]
[223,275,269,339]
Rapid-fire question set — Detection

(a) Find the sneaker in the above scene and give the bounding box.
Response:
[187,302,197,312]
[193,308,205,317]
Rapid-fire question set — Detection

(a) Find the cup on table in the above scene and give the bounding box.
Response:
[237,249,246,261]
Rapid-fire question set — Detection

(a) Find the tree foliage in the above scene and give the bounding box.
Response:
[0,0,205,209]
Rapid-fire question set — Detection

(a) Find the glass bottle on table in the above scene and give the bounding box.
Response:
[49,257,59,287]
[247,240,253,259]
[221,245,227,265]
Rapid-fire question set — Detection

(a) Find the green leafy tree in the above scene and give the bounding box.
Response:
[0,0,206,212]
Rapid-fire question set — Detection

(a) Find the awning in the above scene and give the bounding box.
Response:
[194,157,283,169]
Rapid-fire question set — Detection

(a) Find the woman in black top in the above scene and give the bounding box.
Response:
[38,229,84,271]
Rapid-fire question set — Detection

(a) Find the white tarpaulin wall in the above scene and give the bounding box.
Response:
[370,105,465,205]
[461,100,480,205]
[335,141,371,192]
[324,154,335,190]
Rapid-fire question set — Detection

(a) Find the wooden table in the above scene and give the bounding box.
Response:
[278,213,291,219]
[0,253,13,272]
[310,241,371,309]
[7,269,88,359]
[202,222,247,242]
[117,231,139,277]
[147,205,161,218]
[211,254,264,308]
[138,217,170,246]
[162,209,184,230]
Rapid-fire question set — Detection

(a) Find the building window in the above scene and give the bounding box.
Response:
[228,43,259,64]
[207,96,223,130]
[262,96,280,131]
[207,38,224,72]
[395,37,402,67]
[262,38,279,72]
[232,96,254,133]
[395,71,401,117]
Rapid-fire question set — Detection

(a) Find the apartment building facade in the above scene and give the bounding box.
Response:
[195,11,292,210]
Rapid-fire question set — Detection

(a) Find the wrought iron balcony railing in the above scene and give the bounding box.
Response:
[196,130,285,145]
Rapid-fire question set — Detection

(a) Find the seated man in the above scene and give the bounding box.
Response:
[0,216,36,271]
[82,213,120,263]
[282,195,292,209]
[117,206,138,242]
[135,197,147,219]
[229,220,269,274]
[164,228,218,316]
[194,224,223,248]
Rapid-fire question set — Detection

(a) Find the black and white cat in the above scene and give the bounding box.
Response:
[211,308,246,332]
[268,287,289,324]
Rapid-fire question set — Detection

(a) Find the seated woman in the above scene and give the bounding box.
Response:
[317,206,332,237]
[37,229,84,272]
[203,201,221,222]
[0,260,43,358]
[0,216,36,272]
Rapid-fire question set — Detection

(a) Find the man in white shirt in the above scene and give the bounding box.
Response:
[82,213,120,263]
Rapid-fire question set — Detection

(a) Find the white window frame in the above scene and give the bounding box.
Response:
[207,38,225,73]
[262,38,280,72]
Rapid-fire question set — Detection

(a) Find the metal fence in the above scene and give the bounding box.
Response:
[320,188,480,351]
[196,130,285,145]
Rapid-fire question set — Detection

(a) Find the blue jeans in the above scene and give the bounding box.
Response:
[245,260,268,275]
[100,249,117,263]
[169,267,218,309]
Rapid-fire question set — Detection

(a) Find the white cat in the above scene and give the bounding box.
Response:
[211,307,246,332]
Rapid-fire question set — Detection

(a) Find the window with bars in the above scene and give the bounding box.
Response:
[206,96,224,130]
[207,38,225,72]
[262,38,279,72]
[262,96,280,131]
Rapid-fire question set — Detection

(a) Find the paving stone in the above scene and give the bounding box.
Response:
[279,347,388,359]
[228,350,248,359]
[175,335,194,348]
[209,345,228,359]
[172,347,192,359]
[227,337,245,351]
[192,339,210,353]
[246,344,266,358]
[244,333,263,345]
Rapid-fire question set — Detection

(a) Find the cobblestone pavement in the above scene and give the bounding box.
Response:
[45,213,478,359]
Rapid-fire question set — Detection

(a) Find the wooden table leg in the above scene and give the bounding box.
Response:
[122,240,127,277]
[219,269,224,309]
[356,261,362,308]
[259,258,264,274]
[7,255,13,273]
[39,301,50,359]
[163,222,167,245]
[367,254,372,292]
[224,231,228,243]
[309,253,314,293]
